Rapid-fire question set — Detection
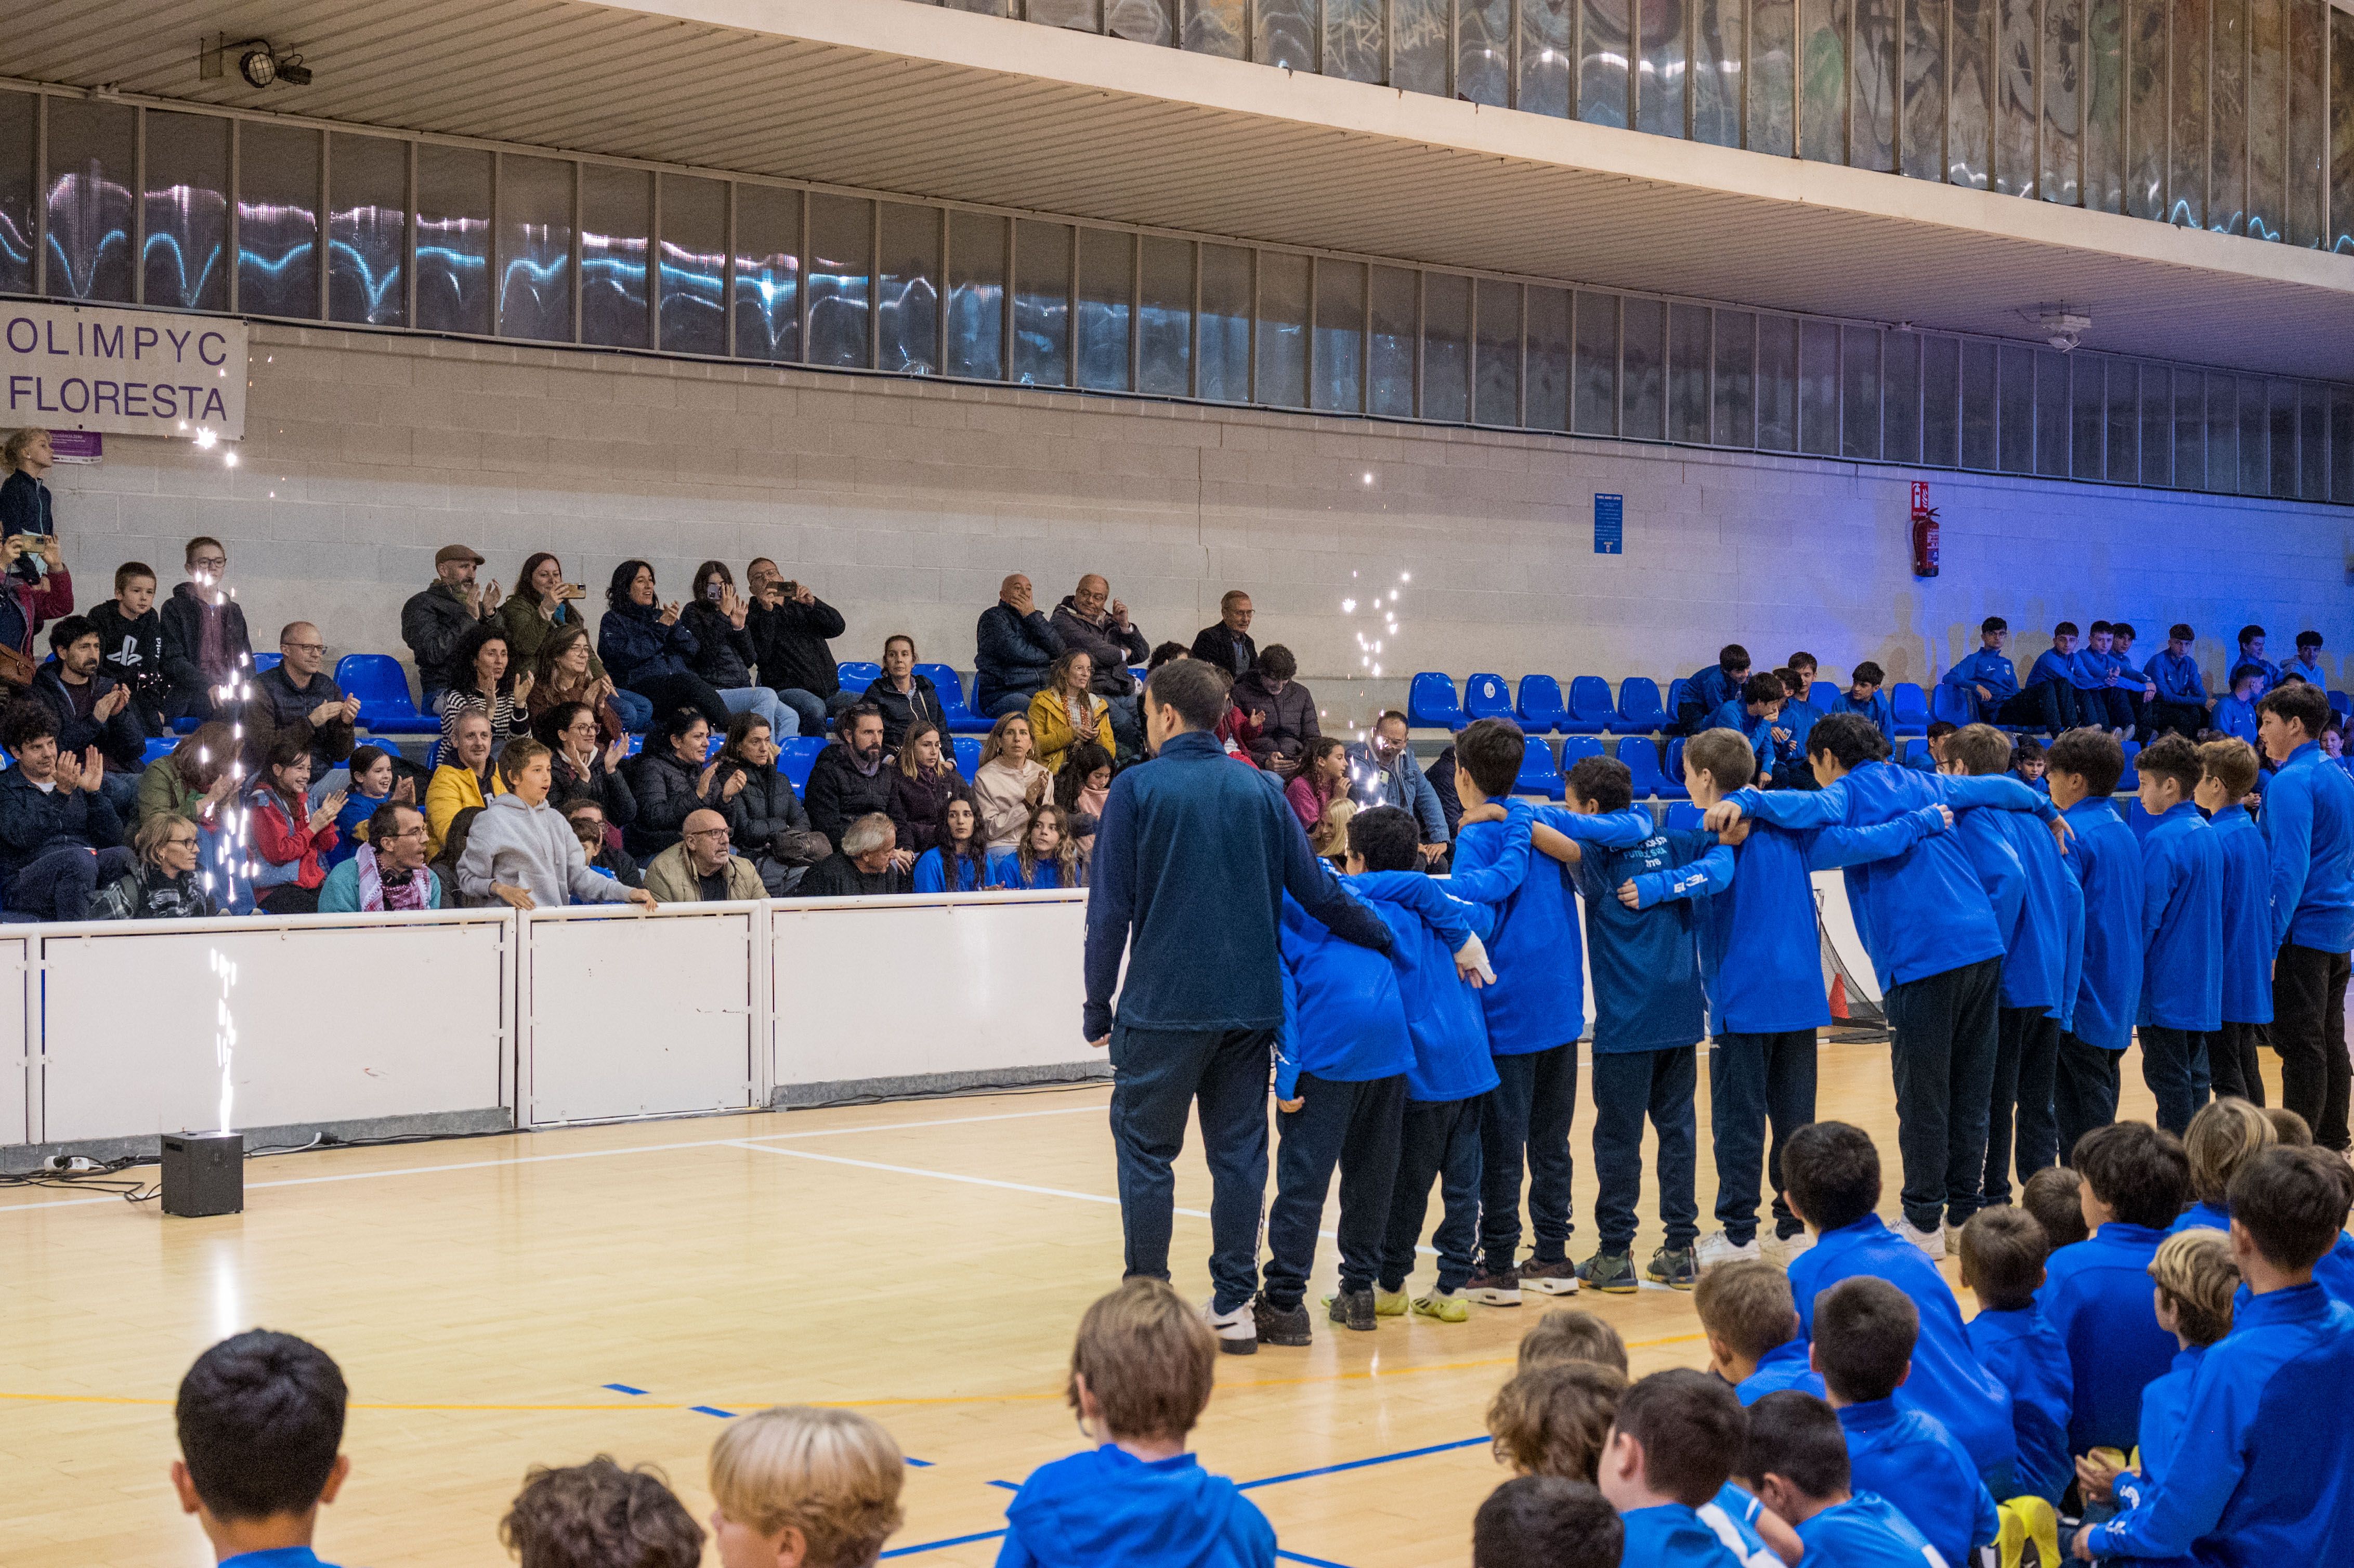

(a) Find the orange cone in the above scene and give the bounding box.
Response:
[1828,975,1849,1022]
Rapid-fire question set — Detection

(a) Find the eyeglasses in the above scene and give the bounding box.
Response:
[282,642,327,655]
[189,555,228,571]
[686,828,731,841]
[387,825,428,840]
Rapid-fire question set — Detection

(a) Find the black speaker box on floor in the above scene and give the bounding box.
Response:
[160,1131,244,1217]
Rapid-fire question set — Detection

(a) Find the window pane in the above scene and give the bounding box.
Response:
[144,111,230,313]
[1326,0,1384,81]
[657,173,726,357]
[947,211,1004,381]
[2106,358,2139,481]
[1075,230,1133,390]
[1574,292,1620,436]
[1714,310,1756,446]
[1582,0,1634,127]
[2247,0,2284,238]
[2299,384,2326,499]
[2268,381,2298,494]
[2043,0,2082,204]
[1961,338,1998,468]
[1854,0,1898,170]
[2084,0,2125,212]
[2072,355,2107,477]
[1903,0,1948,180]
[1522,0,1576,116]
[2237,376,2266,492]
[1923,334,1961,466]
[1255,0,1317,68]
[1802,0,1851,162]
[1368,265,1417,419]
[1623,297,1666,440]
[1949,0,1995,187]
[1011,218,1069,387]
[1669,304,1710,443]
[1184,0,1247,57]
[1255,250,1308,408]
[1110,0,1175,43]
[1197,242,1251,402]
[2141,364,2172,486]
[881,202,944,376]
[1527,286,1572,431]
[1883,330,1921,463]
[2175,370,2206,488]
[1692,0,1744,143]
[1423,273,1470,423]
[0,92,32,295]
[1798,320,1839,455]
[579,163,650,349]
[1639,0,1688,138]
[1314,258,1365,413]
[2035,349,2069,476]
[1137,234,1191,397]
[1462,0,1513,106]
[1996,0,2038,194]
[810,194,874,370]
[2204,373,2237,489]
[1997,343,2035,472]
[2285,0,2325,246]
[2211,0,2246,233]
[1475,280,1522,426]
[2331,389,2353,504]
[1842,326,1881,458]
[498,153,572,343]
[44,96,135,302]
[326,133,404,328]
[1757,315,1798,450]
[2335,10,2354,254]
[1750,0,1798,154]
[416,145,492,337]
[2127,0,2168,218]
[734,185,802,365]
[1393,0,1449,93]
[2172,0,2208,227]
[1030,0,1101,27]
[239,123,321,320]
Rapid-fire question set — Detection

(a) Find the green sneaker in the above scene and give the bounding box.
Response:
[1412,1288,1469,1323]
[1374,1289,1410,1317]
[1575,1248,1639,1295]
[1647,1245,1699,1290]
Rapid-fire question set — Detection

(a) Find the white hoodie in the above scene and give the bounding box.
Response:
[455,792,634,909]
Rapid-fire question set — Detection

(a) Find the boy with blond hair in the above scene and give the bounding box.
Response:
[996,1279,1274,1568]
[2196,738,2272,1104]
[709,1406,905,1568]
[1693,1260,1822,1404]
[2074,1228,2239,1516]
[1517,1308,1629,1373]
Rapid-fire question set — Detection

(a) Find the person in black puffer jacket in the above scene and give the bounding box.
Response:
[859,634,947,749]
[710,711,828,895]
[886,719,966,856]
[619,707,721,859]
[802,703,897,852]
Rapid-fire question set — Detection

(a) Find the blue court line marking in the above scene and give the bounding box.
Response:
[689,1405,737,1418]
[985,1479,1020,1491]
[880,1528,1008,1558]
[1236,1434,1488,1491]
[905,1457,935,1467]
[1276,1552,1357,1568]
[601,1383,646,1395]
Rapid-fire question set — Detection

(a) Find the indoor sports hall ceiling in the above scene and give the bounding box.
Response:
[6,0,2351,381]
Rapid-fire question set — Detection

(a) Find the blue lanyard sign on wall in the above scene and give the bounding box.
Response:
[1594,493,1624,555]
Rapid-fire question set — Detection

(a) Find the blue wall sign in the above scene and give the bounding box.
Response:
[1594,493,1624,554]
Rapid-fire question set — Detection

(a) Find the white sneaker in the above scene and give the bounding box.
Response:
[1694,1232,1762,1274]
[1203,1298,1258,1356]
[1760,1232,1811,1268]
[1894,1216,1947,1259]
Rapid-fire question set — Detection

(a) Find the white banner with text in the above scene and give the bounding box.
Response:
[0,302,247,440]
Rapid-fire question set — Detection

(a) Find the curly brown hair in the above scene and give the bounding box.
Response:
[498,1456,705,1568]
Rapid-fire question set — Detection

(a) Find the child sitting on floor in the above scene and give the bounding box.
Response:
[2020,1165,2089,1250]
[1694,1260,1823,1405]
[1472,1475,1623,1568]
[1956,1206,2073,1506]
[501,1458,705,1568]
[1735,1390,1945,1568]
[1486,1359,1626,1484]
[709,1405,905,1568]
[171,1330,356,1568]
[2074,1227,2238,1522]
[1598,1370,1776,1568]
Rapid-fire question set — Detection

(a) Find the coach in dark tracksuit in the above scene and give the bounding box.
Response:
[1084,658,1391,1354]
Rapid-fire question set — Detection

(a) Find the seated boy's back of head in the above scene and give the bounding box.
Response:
[1694,1261,1801,1369]
[1346,804,1421,872]
[709,1405,905,1568]
[173,1329,350,1554]
[1958,1206,2049,1312]
[2230,1145,2354,1274]
[1603,1368,1746,1509]
[501,1457,704,1568]
[2021,1166,2090,1249]
[1516,1308,1629,1373]
[2074,1121,2191,1230]
[1473,1475,1623,1568]
[1487,1361,1626,1483]
[1812,1278,1916,1405]
[1782,1122,1879,1235]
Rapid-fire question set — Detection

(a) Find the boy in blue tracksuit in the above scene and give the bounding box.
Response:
[1259,885,1416,1345]
[1344,806,1502,1324]
[1957,1207,2074,1506]
[1735,1390,1951,1568]
[2020,623,2086,737]
[1705,672,1787,787]
[2135,734,2224,1134]
[1939,724,2085,1206]
[2038,1119,2188,1457]
[2081,1225,2237,1521]
[1781,1120,2017,1486]
[1835,661,1897,743]
[2234,623,2280,695]
[1445,718,1650,1303]
[2197,739,2273,1103]
[2282,629,2327,687]
[1714,713,2061,1246]
[2073,621,2135,735]
[1695,1257,1826,1402]
[2041,728,2145,1163]
[1676,643,1753,735]
[2074,1145,2354,1564]
[1597,1370,1762,1568]
[2213,664,2265,745]
[1770,668,1818,788]
[2255,682,2354,1153]
[1810,1275,2001,1565]
[1944,615,2025,725]
[2144,622,2213,742]
[1629,727,1953,1268]
[2108,622,2157,738]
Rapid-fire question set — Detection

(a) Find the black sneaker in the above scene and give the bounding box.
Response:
[1518,1255,1582,1296]
[1252,1294,1313,1347]
[1575,1248,1638,1295]
[1464,1264,1523,1306]
[1647,1245,1698,1291]
[1328,1287,1378,1331]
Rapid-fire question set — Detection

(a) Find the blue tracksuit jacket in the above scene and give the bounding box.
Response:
[1681,664,1743,728]
[1706,698,1778,782]
[1568,823,1713,1053]
[1964,1305,2075,1505]
[1836,1398,2000,1566]
[1790,1214,2015,1480]
[996,1444,1275,1568]
[2036,1220,2175,1454]
[1772,700,1815,778]
[1791,1493,1944,1568]
[1966,798,2085,1020]
[1728,765,2055,990]
[2061,797,2144,1051]
[1616,1502,1756,1568]
[2026,648,2078,694]
[1736,1338,1826,1403]
[2263,739,2354,953]
[2127,1343,2207,1492]
[2237,652,2282,693]
[2137,801,2224,1030]
[1629,808,1947,1036]
[2281,652,2327,686]
[1945,648,2021,708]
[2212,694,2260,744]
[913,847,989,893]
[2087,1284,2354,1564]
[1836,688,1898,741]
[1274,890,1414,1099]
[2144,651,2208,706]
[1348,870,1497,1105]
[2211,807,2274,1024]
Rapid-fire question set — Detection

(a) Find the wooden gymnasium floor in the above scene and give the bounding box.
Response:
[0,1038,2204,1568]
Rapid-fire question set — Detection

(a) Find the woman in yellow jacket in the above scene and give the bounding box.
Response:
[1026,649,1115,776]
[425,708,507,857]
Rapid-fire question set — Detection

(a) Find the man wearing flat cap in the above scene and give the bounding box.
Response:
[401,543,501,711]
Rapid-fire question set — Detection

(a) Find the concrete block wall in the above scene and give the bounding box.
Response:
[36,323,2353,737]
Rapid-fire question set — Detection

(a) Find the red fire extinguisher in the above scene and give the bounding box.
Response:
[1910,480,1940,579]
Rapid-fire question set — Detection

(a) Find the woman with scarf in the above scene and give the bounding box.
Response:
[90,814,217,920]
[319,801,445,912]
[537,699,636,838]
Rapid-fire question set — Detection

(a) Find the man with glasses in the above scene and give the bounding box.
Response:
[320,803,445,912]
[1345,711,1449,866]
[160,536,254,723]
[644,806,765,903]
[245,622,359,791]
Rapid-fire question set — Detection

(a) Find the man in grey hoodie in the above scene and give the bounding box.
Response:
[458,737,655,912]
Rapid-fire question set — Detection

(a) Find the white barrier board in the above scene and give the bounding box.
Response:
[0,938,25,1144]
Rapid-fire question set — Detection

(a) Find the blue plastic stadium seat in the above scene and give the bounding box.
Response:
[778,737,826,792]
[1890,682,1928,736]
[1665,802,1705,832]
[1514,737,1564,800]
[837,661,881,692]
[1621,740,1672,801]
[1408,672,1467,730]
[1463,673,1513,724]
[2331,690,2352,721]
[335,654,443,736]
[1665,678,1690,731]
[915,663,989,735]
[951,736,982,777]
[425,739,444,772]
[1560,736,1605,769]
[253,651,282,674]
[1564,676,1615,734]
[1515,674,1567,735]
[2117,741,2141,794]
[140,735,180,766]
[1928,682,1977,728]
[1614,678,1667,735]
[1809,681,1839,712]
[1659,738,1690,799]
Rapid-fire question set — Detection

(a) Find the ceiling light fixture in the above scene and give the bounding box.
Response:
[202,34,312,89]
